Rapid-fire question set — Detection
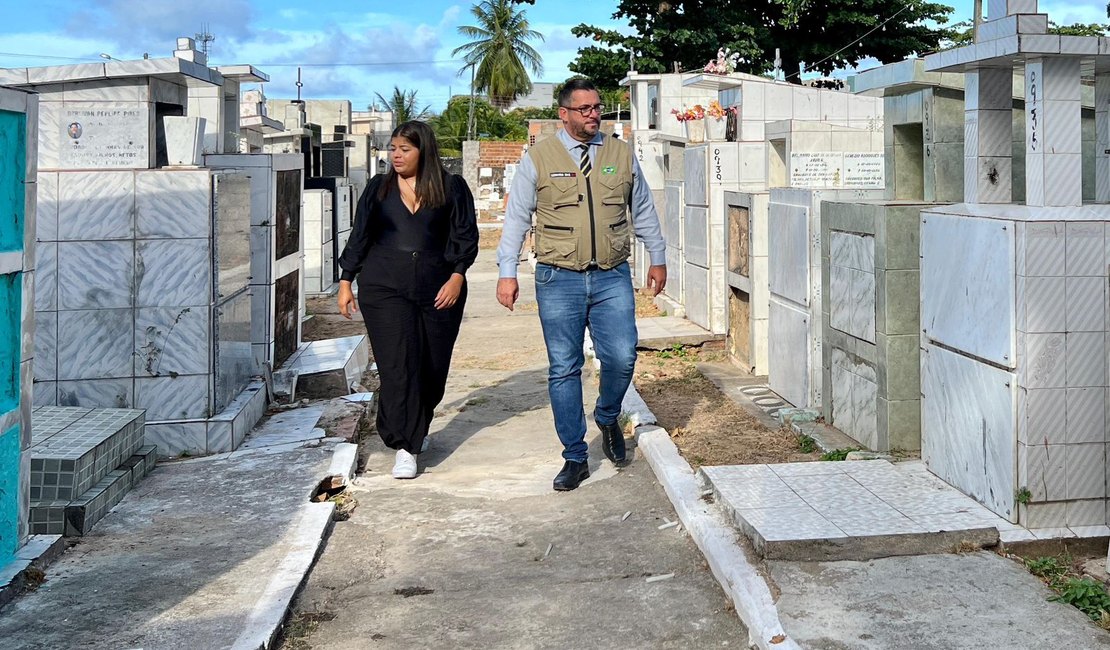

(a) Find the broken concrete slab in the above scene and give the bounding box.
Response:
[282,335,369,399]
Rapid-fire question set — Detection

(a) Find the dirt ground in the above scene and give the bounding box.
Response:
[634,345,820,469]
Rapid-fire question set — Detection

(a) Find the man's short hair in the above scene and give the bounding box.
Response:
[559,78,598,107]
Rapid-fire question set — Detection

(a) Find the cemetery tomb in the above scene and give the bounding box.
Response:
[0,86,35,566]
[764,120,885,409]
[206,153,306,372]
[5,44,282,457]
[919,0,1110,527]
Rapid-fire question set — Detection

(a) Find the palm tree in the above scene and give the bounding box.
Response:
[372,87,430,129]
[453,0,544,109]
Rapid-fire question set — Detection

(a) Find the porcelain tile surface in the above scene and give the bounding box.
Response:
[135,238,212,307]
[135,170,211,239]
[143,421,206,458]
[735,505,845,541]
[767,299,811,409]
[136,375,210,421]
[239,405,325,448]
[134,306,211,377]
[58,171,134,240]
[57,240,133,310]
[921,342,1017,520]
[768,203,809,305]
[56,309,134,381]
[920,212,1016,367]
[1066,332,1106,388]
[35,173,58,242]
[33,314,56,382]
[56,378,133,410]
[33,242,56,311]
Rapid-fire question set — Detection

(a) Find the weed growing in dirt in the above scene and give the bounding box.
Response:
[658,344,689,359]
[819,448,857,461]
[797,434,817,454]
[1023,554,1110,625]
[1052,578,1110,621]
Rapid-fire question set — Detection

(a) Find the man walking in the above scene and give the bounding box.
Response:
[496,78,667,491]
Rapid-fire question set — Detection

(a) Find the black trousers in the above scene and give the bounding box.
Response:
[358,246,466,454]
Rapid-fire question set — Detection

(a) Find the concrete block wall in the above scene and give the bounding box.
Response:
[822,201,930,452]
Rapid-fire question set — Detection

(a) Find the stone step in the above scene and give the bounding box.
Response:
[29,407,145,503]
[700,460,1005,562]
[30,446,156,536]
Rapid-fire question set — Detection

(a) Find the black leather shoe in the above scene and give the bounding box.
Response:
[553,460,590,491]
[597,420,629,467]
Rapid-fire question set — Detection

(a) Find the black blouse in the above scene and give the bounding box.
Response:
[338,173,479,281]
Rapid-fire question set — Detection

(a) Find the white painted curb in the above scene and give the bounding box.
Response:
[636,425,799,650]
[230,442,359,650]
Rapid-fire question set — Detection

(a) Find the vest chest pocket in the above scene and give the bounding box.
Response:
[540,176,580,209]
[538,224,578,260]
[596,172,631,207]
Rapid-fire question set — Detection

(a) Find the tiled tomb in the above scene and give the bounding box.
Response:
[763,120,885,410]
[918,0,1110,527]
[625,71,884,338]
[205,153,306,372]
[0,86,36,566]
[820,201,931,452]
[304,176,355,294]
[6,43,288,457]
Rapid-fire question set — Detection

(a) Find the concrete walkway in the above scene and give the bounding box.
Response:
[283,252,748,648]
[0,428,357,649]
[628,315,1110,648]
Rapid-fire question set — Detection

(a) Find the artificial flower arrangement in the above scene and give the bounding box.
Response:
[671,104,706,122]
[704,48,740,75]
[705,100,736,119]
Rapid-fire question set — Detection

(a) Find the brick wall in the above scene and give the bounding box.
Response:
[478,141,527,169]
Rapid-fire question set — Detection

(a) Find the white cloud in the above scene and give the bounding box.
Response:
[66,0,256,52]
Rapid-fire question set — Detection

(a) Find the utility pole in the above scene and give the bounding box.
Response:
[466,64,476,141]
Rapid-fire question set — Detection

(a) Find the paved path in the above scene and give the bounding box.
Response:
[284,251,748,648]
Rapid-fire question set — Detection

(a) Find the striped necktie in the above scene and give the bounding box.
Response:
[577,144,592,178]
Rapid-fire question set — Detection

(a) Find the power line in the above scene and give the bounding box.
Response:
[785,4,912,80]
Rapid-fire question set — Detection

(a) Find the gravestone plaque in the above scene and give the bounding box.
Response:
[790,152,842,188]
[843,152,885,188]
[60,106,149,169]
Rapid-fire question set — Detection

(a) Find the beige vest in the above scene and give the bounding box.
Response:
[530,134,634,270]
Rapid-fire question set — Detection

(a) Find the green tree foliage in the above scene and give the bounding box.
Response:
[453,0,545,108]
[372,87,430,125]
[948,20,1108,46]
[571,0,955,87]
[431,98,551,155]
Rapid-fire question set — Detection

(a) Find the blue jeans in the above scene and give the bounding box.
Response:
[535,262,638,462]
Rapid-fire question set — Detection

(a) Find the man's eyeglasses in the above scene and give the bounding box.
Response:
[561,103,604,116]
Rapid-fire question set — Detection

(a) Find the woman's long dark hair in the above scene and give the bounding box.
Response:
[377,120,449,210]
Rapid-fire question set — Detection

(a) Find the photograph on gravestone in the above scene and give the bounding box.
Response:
[61,106,149,169]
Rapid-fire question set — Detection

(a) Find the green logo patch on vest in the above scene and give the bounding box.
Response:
[601,165,617,175]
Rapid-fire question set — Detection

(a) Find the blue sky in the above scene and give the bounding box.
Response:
[1,0,1108,112]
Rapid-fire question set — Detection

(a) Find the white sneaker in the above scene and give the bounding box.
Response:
[420,436,430,453]
[392,449,417,479]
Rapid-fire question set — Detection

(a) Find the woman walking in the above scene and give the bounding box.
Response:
[337,120,479,478]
